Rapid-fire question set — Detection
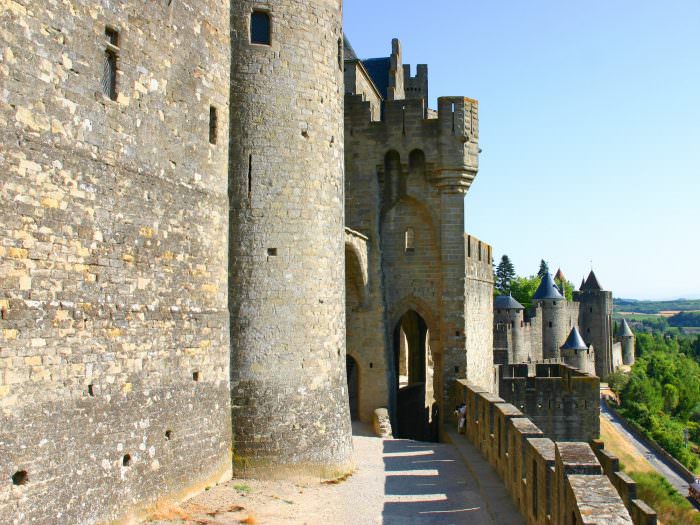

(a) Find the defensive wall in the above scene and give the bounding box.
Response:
[456,379,656,525]
[1,1,232,523]
[465,234,495,393]
[498,364,600,442]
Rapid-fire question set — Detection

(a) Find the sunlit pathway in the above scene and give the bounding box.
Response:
[150,423,524,524]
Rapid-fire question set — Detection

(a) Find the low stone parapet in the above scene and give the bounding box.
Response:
[455,379,637,525]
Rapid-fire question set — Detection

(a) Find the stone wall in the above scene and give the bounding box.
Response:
[498,364,600,442]
[229,0,353,479]
[0,1,232,523]
[344,50,481,431]
[456,380,635,524]
[465,234,494,392]
[590,441,658,525]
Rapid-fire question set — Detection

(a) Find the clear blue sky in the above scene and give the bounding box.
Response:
[345,0,700,300]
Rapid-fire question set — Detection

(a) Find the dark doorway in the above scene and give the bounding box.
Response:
[393,310,437,441]
[346,355,359,420]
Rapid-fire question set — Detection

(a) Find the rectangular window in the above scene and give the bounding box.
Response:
[404,228,415,253]
[102,27,119,101]
[209,106,218,144]
[251,11,271,45]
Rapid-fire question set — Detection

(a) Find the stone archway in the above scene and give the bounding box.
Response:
[393,310,438,441]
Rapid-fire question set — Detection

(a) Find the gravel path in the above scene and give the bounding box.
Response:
[147,423,523,524]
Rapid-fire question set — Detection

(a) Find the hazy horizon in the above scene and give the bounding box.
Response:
[345,0,700,301]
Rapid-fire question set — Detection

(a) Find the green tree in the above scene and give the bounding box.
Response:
[510,275,541,310]
[495,255,516,294]
[537,259,549,278]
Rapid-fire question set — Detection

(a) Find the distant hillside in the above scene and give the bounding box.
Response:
[614,298,700,315]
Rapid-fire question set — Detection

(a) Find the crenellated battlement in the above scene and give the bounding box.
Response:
[345,94,479,192]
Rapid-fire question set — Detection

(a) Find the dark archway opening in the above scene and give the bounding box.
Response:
[346,355,359,420]
[393,310,438,441]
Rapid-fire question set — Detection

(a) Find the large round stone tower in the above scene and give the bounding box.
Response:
[229,1,353,479]
[534,273,569,360]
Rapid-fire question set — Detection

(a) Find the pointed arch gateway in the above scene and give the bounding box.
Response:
[392,303,440,442]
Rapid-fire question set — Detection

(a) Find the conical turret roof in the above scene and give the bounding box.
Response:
[580,277,586,290]
[618,318,634,337]
[554,268,566,281]
[561,326,588,351]
[494,294,524,310]
[581,270,603,291]
[533,272,564,301]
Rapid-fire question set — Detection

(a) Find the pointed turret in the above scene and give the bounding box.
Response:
[561,326,588,351]
[581,270,603,291]
[617,318,634,338]
[554,268,566,282]
[533,272,564,301]
[580,277,586,291]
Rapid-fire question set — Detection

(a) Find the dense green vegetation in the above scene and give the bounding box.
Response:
[614,297,700,314]
[610,333,700,471]
[669,311,700,328]
[629,471,700,525]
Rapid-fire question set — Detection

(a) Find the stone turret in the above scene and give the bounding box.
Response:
[560,326,593,374]
[574,271,614,379]
[494,295,527,363]
[533,273,568,360]
[229,0,353,479]
[617,319,635,366]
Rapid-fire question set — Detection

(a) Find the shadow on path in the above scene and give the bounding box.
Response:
[381,438,496,524]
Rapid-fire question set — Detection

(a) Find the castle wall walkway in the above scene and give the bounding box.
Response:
[150,422,522,524]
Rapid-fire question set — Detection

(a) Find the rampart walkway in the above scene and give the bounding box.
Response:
[151,423,523,524]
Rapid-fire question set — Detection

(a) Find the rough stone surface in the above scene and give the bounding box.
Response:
[344,38,491,436]
[0,0,232,523]
[455,380,636,525]
[498,363,600,442]
[228,0,353,479]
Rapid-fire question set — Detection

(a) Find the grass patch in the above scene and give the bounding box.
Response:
[233,483,252,494]
[630,471,700,525]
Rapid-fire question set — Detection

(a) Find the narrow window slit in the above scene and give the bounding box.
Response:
[209,106,218,144]
[192,371,200,382]
[247,154,252,200]
[102,27,119,101]
[122,454,132,467]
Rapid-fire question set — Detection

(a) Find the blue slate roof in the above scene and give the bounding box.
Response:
[561,326,588,351]
[343,35,358,61]
[494,295,524,310]
[533,272,564,301]
[361,57,390,99]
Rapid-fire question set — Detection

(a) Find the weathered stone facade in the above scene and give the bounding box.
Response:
[228,0,353,480]
[0,1,638,523]
[343,38,493,439]
[456,379,654,525]
[1,0,232,522]
[498,363,600,442]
